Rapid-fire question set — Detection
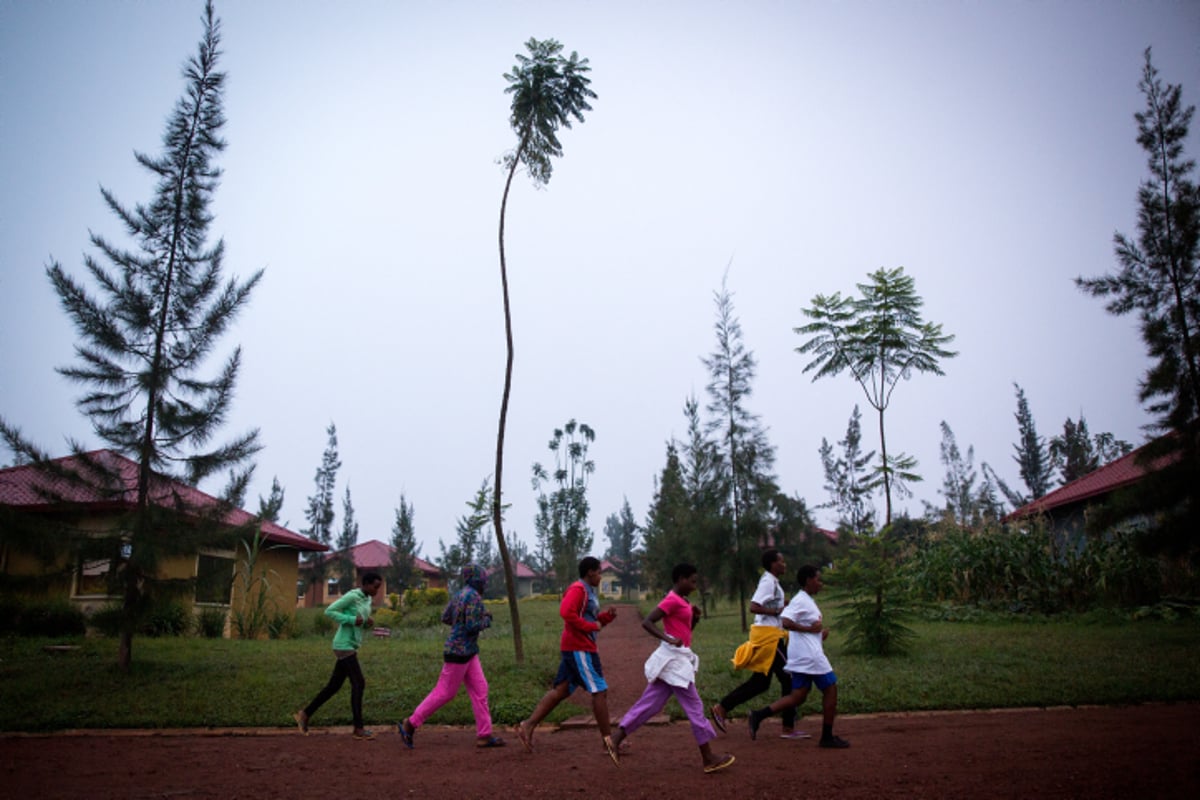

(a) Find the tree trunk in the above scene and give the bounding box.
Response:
[493,131,530,664]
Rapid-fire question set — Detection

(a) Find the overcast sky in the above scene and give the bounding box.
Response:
[2,1,1198,562]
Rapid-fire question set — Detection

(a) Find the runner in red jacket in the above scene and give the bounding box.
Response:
[514,556,620,764]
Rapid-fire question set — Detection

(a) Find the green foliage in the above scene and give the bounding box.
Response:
[231,530,281,640]
[196,607,226,638]
[796,266,957,524]
[831,530,915,656]
[404,587,449,608]
[267,612,294,640]
[388,495,420,593]
[301,423,341,583]
[141,602,190,637]
[88,604,125,637]
[307,607,334,636]
[532,419,596,594]
[1,598,88,637]
[819,405,878,536]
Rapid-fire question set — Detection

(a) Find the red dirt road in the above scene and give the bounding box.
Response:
[3,605,1198,799]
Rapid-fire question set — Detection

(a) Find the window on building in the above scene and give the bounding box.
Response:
[327,578,341,597]
[196,554,235,605]
[74,538,124,597]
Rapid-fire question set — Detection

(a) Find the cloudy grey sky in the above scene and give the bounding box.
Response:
[2,1,1198,560]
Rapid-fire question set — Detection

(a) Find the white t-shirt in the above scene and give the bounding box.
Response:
[751,570,786,628]
[782,590,832,675]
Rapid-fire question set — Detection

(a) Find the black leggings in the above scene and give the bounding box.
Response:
[718,638,796,727]
[305,653,366,728]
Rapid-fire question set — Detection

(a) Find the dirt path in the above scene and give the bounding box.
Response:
[3,604,1198,799]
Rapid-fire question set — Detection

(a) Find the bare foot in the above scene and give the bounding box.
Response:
[514,720,533,753]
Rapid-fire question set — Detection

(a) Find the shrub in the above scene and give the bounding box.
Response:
[88,604,124,637]
[142,602,190,637]
[196,607,227,638]
[311,608,335,636]
[15,599,87,637]
[267,612,295,640]
[372,608,402,629]
[404,587,449,608]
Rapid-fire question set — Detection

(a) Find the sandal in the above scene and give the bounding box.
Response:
[353,728,376,741]
[709,704,727,733]
[476,735,506,748]
[514,722,533,753]
[603,735,620,766]
[703,753,736,774]
[397,720,415,749]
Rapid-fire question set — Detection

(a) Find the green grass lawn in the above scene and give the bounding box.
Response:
[1,599,1197,732]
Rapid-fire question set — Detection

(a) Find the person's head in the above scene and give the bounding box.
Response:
[671,563,699,595]
[796,564,823,595]
[361,571,383,597]
[461,563,486,593]
[761,548,785,576]
[578,556,602,586]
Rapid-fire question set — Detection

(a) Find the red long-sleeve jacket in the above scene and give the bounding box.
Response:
[559,580,616,652]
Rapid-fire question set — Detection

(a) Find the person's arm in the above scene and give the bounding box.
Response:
[748,601,779,617]
[641,606,680,646]
[325,590,364,626]
[560,583,600,634]
[460,592,491,635]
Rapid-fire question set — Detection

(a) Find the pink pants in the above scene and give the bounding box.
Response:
[409,656,492,737]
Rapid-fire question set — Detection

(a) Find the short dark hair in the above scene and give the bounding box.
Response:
[361,571,383,585]
[578,556,601,578]
[761,548,781,571]
[671,563,698,583]
[795,564,820,586]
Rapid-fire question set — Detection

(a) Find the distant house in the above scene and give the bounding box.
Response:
[598,558,649,600]
[1004,439,1168,540]
[298,539,442,608]
[483,560,539,599]
[0,449,325,634]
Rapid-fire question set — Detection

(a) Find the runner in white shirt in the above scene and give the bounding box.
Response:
[747,565,850,749]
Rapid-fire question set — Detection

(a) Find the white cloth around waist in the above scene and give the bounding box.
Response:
[643,640,700,688]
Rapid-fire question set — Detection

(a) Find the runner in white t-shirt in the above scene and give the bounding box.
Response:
[747,565,850,749]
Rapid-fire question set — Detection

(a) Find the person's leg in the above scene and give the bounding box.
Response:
[611,680,671,748]
[677,682,735,771]
[344,654,367,731]
[462,656,493,740]
[749,673,809,740]
[408,661,468,729]
[301,656,350,722]
[771,642,797,731]
[592,690,612,739]
[715,669,771,722]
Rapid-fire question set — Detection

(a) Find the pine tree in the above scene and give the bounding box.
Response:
[818,405,877,536]
[602,498,640,600]
[257,477,286,524]
[640,443,691,592]
[389,494,420,593]
[936,421,979,527]
[2,2,260,671]
[302,423,340,586]
[703,273,776,630]
[1012,384,1052,500]
[1076,50,1200,558]
[335,486,359,593]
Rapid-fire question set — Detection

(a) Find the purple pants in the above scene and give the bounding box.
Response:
[619,679,716,746]
[409,656,492,737]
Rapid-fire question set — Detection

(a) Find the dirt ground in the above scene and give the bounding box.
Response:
[3,604,1198,799]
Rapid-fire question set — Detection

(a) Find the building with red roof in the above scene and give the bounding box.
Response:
[299,538,443,608]
[0,449,326,633]
[1004,438,1171,538]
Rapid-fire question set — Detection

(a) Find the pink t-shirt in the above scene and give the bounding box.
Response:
[657,590,694,648]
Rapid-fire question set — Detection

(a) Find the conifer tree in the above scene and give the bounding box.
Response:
[1012,384,1052,500]
[3,2,260,671]
[602,498,640,599]
[335,486,359,593]
[257,477,286,524]
[302,423,340,586]
[640,443,690,592]
[389,494,420,593]
[818,405,877,536]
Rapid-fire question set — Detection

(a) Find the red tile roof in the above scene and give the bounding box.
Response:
[1005,439,1168,520]
[0,449,326,552]
[485,560,537,579]
[305,538,439,575]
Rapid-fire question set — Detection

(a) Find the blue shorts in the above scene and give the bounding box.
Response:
[790,670,837,692]
[554,651,608,694]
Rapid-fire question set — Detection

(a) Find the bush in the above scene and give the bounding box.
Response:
[196,607,227,638]
[404,587,449,608]
[311,608,335,636]
[372,608,402,629]
[88,604,124,637]
[15,599,86,637]
[142,602,190,637]
[267,612,295,640]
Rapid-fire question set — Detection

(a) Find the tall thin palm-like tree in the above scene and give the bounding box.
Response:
[494,38,595,662]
